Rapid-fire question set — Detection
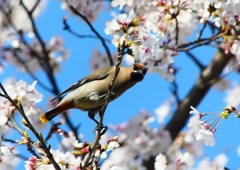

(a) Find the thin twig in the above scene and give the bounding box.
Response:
[1,136,17,144]
[197,12,212,41]
[19,0,80,141]
[30,0,40,14]
[63,17,111,43]
[19,0,49,65]
[197,20,208,41]
[185,51,205,70]
[27,143,41,159]
[0,83,61,170]
[4,47,53,93]
[0,4,55,92]
[175,16,179,46]
[170,80,181,104]
[82,41,125,170]
[19,0,59,93]
[68,5,113,66]
[45,122,62,141]
[173,4,179,46]
[165,49,234,140]
[177,32,222,51]
[9,116,24,136]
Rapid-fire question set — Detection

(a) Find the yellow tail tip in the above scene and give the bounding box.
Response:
[40,114,49,124]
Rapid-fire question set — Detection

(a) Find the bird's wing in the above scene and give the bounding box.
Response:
[50,66,113,101]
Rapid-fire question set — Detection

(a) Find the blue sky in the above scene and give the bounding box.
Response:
[1,1,240,169]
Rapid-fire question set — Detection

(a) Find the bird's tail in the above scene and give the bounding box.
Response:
[40,101,74,124]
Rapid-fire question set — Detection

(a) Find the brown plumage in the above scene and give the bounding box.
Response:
[40,63,147,124]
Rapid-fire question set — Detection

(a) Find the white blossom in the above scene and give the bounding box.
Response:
[224,82,240,108]
[0,146,13,159]
[154,153,167,170]
[155,97,174,123]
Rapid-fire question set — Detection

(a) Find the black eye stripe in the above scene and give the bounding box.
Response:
[133,65,140,70]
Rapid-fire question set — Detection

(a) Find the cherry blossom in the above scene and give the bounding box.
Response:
[0,0,46,44]
[188,106,216,146]
[60,131,83,152]
[109,165,123,170]
[213,78,231,91]
[0,152,20,169]
[111,0,133,10]
[155,97,174,123]
[154,153,167,170]
[1,0,240,169]
[3,80,42,106]
[116,12,133,28]
[32,149,82,169]
[105,14,123,36]
[0,146,13,158]
[154,152,193,170]
[1,36,69,74]
[231,40,240,62]
[107,138,120,150]
[101,147,146,170]
[59,0,104,22]
[194,153,228,170]
[0,107,8,127]
[188,106,203,128]
[138,30,159,62]
[0,79,45,132]
[224,82,240,108]
[89,47,117,71]
[102,109,171,166]
[195,125,216,147]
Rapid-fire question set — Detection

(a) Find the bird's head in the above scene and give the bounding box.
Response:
[130,63,148,82]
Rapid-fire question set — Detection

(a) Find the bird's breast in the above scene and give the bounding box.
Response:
[72,81,109,110]
[71,75,137,110]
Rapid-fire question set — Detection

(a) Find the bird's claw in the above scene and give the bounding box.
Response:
[94,124,108,135]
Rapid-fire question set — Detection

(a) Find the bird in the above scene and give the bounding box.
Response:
[40,63,147,124]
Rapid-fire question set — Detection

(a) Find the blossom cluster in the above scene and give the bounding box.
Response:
[0,0,69,74]
[0,79,238,169]
[89,47,117,71]
[0,0,46,44]
[154,152,229,170]
[1,0,240,169]
[103,0,240,82]
[58,0,104,23]
[24,136,120,169]
[188,105,240,147]
[99,110,171,169]
[0,79,43,168]
[95,106,235,169]
[2,36,69,74]
[0,79,45,131]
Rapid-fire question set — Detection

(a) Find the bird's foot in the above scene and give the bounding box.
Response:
[94,124,108,135]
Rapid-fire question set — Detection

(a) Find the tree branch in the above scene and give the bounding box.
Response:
[197,12,213,41]
[30,0,40,14]
[144,49,234,170]
[18,0,81,141]
[63,17,111,43]
[82,42,125,170]
[68,5,113,66]
[166,49,234,140]
[177,33,222,51]
[185,51,205,70]
[0,83,61,170]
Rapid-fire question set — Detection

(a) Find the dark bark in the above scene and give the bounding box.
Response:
[144,49,234,170]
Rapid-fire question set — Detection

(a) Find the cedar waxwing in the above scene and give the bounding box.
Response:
[40,63,147,124]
